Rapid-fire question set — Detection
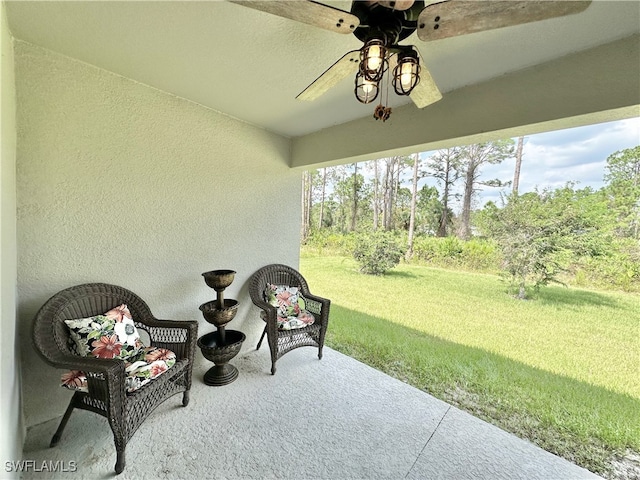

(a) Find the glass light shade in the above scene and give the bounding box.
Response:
[360,38,386,82]
[354,71,379,104]
[393,51,420,95]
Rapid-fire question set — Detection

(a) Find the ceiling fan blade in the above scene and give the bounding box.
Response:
[417,1,591,41]
[297,50,361,101]
[229,1,359,34]
[411,67,442,107]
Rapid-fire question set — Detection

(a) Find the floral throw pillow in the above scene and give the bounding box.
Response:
[264,284,315,330]
[64,304,143,360]
[61,346,176,394]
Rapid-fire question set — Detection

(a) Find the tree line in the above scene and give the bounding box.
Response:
[302,139,518,243]
[301,141,640,295]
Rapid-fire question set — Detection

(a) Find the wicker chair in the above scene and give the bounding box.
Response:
[249,264,330,375]
[32,283,198,474]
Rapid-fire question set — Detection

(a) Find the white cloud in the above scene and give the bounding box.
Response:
[370,118,639,213]
[476,117,640,208]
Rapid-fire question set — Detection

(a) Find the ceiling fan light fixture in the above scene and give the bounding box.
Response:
[393,49,420,95]
[237,0,591,114]
[360,37,387,82]
[354,70,379,104]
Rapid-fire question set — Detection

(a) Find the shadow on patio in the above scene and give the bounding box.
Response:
[20,346,599,479]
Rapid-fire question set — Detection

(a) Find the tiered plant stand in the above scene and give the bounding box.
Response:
[197,269,245,386]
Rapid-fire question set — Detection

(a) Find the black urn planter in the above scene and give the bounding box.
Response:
[197,270,245,386]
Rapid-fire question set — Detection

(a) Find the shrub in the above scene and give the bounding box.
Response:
[412,237,462,266]
[437,236,464,259]
[412,236,439,262]
[576,252,640,292]
[353,231,405,275]
[305,230,357,256]
[461,239,501,271]
[411,236,500,272]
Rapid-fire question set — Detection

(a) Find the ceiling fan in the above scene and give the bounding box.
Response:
[230,0,591,119]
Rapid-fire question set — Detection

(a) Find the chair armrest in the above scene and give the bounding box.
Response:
[141,319,198,362]
[251,301,279,338]
[251,296,273,312]
[45,350,126,401]
[301,292,330,318]
[47,350,124,374]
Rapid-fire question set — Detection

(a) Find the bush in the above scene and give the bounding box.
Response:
[411,236,500,272]
[353,231,405,275]
[575,252,640,292]
[437,236,464,259]
[305,230,357,256]
[461,239,501,271]
[412,237,435,261]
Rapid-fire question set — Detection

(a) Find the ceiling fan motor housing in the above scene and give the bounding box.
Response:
[351,0,425,45]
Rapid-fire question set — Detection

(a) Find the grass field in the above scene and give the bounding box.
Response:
[300,252,640,478]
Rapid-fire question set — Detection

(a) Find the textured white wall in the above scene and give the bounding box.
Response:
[15,41,301,426]
[1,2,23,472]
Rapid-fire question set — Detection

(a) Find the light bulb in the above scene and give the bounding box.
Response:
[393,50,420,96]
[362,79,376,93]
[354,70,379,104]
[360,38,386,82]
[400,63,413,89]
[366,45,382,71]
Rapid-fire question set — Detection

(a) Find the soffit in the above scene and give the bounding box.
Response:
[6,1,640,138]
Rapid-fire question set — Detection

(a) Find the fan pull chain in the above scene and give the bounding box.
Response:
[373,57,392,122]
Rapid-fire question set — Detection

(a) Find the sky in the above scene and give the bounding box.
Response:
[418,116,640,211]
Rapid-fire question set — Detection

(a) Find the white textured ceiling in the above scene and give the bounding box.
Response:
[6,0,640,138]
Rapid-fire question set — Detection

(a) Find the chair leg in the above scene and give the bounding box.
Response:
[318,346,323,360]
[256,325,267,350]
[50,399,75,447]
[115,448,125,475]
[109,416,127,474]
[269,337,278,375]
[182,391,190,407]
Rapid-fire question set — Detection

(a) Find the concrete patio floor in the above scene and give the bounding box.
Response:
[21,346,600,479]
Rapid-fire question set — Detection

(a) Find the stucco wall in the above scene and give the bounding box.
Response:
[15,41,300,427]
[1,1,23,472]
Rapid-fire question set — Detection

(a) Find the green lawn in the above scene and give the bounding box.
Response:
[300,253,640,477]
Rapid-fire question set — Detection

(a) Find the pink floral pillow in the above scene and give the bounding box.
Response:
[264,284,315,330]
[62,304,177,393]
[61,346,176,394]
[64,304,143,361]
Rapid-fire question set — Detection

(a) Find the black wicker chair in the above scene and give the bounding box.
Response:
[32,283,198,474]
[249,264,330,375]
